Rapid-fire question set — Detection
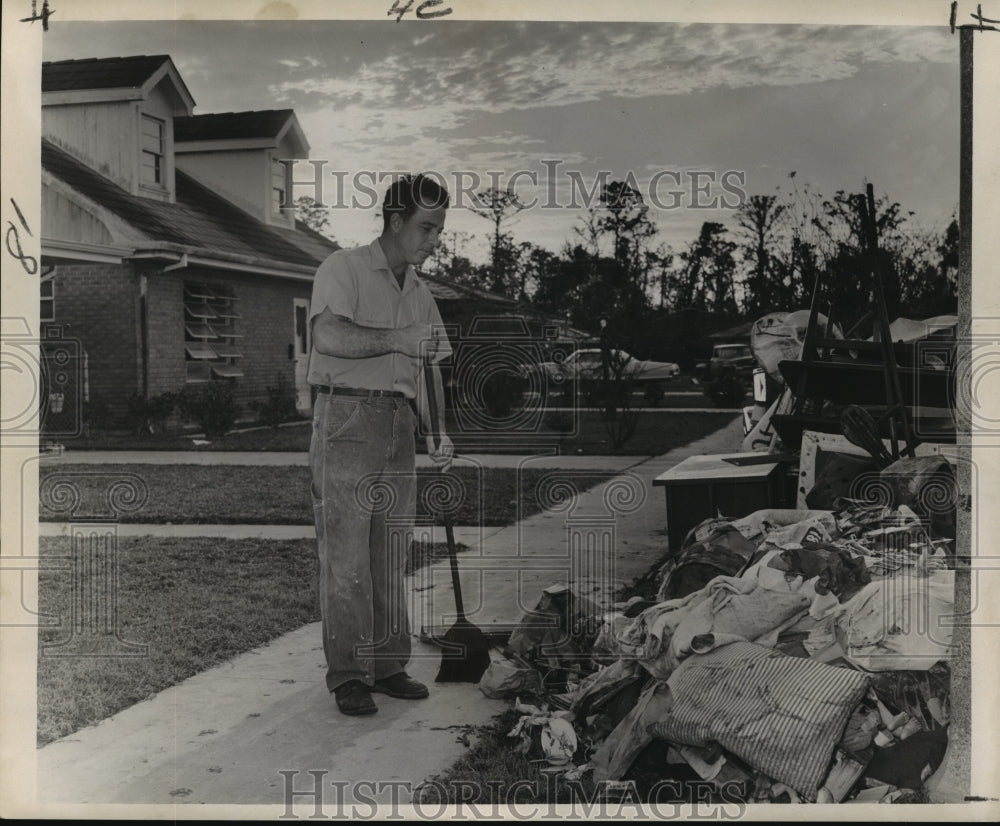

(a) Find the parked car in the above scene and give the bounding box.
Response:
[531,348,681,405]
[694,342,757,406]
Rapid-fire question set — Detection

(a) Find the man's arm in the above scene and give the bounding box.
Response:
[419,360,447,439]
[311,307,432,359]
[419,359,453,470]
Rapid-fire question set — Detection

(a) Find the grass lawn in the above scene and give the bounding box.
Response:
[54,407,737,456]
[36,536,320,746]
[35,535,466,746]
[39,465,617,527]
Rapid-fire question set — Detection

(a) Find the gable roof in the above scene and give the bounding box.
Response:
[42,138,337,271]
[175,110,296,142]
[174,109,310,156]
[43,55,172,91]
[42,55,196,113]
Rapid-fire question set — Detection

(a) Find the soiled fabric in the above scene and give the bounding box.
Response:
[507,585,603,667]
[731,508,836,544]
[657,526,757,601]
[755,513,834,549]
[769,541,871,602]
[619,586,707,679]
[669,578,810,664]
[649,641,870,801]
[568,658,643,719]
[591,611,634,663]
[836,570,954,671]
[591,680,674,782]
[624,572,811,681]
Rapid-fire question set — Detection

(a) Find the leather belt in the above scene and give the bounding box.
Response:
[313,385,406,399]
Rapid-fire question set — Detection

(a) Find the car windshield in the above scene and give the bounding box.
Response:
[717,346,750,358]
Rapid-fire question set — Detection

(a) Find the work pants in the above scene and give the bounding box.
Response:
[309,394,417,692]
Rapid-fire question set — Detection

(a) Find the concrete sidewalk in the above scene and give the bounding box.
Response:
[36,416,745,808]
[40,450,644,471]
[38,522,502,545]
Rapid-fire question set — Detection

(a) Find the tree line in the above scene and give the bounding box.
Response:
[298,174,958,361]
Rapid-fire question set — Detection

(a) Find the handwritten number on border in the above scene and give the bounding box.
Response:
[6,199,38,275]
[20,0,55,31]
[388,0,452,22]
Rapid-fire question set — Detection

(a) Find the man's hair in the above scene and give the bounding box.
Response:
[382,173,450,230]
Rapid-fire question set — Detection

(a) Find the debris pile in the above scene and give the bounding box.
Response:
[481,498,956,804]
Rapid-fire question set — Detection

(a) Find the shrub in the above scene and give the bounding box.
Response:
[83,393,114,434]
[250,373,300,429]
[177,381,241,437]
[124,391,178,435]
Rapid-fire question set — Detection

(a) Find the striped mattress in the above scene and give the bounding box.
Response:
[649,640,870,800]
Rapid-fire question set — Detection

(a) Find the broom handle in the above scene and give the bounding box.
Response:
[423,357,466,620]
[443,517,465,620]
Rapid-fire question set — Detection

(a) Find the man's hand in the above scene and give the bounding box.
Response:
[426,432,454,472]
[395,323,440,359]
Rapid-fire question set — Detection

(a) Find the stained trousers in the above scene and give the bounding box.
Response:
[309,393,417,692]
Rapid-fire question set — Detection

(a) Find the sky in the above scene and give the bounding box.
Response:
[42,17,960,262]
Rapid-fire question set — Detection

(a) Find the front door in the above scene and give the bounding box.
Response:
[293,298,311,415]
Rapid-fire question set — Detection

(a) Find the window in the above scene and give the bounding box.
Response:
[716,345,751,360]
[40,277,55,322]
[141,115,164,186]
[183,283,243,382]
[271,158,287,213]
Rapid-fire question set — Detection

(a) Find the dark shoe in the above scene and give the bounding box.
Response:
[371,672,429,700]
[334,680,378,716]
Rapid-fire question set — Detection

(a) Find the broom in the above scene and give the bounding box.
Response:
[423,358,491,683]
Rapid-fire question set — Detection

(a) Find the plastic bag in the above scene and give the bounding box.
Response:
[478,656,544,699]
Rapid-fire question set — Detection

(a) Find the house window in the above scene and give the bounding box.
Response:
[141,115,164,186]
[271,158,287,213]
[183,282,244,382]
[40,277,55,322]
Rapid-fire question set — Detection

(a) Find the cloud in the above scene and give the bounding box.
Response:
[40,19,956,259]
[271,22,953,121]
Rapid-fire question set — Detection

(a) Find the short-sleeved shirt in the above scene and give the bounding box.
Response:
[307,238,452,399]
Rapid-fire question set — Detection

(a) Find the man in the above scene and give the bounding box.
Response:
[307,173,454,716]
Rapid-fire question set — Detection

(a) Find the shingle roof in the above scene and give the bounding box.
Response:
[42,55,172,92]
[174,110,297,142]
[279,221,341,263]
[420,272,523,305]
[42,138,337,269]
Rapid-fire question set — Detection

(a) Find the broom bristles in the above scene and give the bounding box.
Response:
[434,619,491,683]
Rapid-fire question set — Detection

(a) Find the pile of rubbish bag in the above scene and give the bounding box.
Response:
[481,500,956,804]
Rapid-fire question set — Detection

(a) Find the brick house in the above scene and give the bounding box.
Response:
[40,55,338,432]
[40,54,562,436]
